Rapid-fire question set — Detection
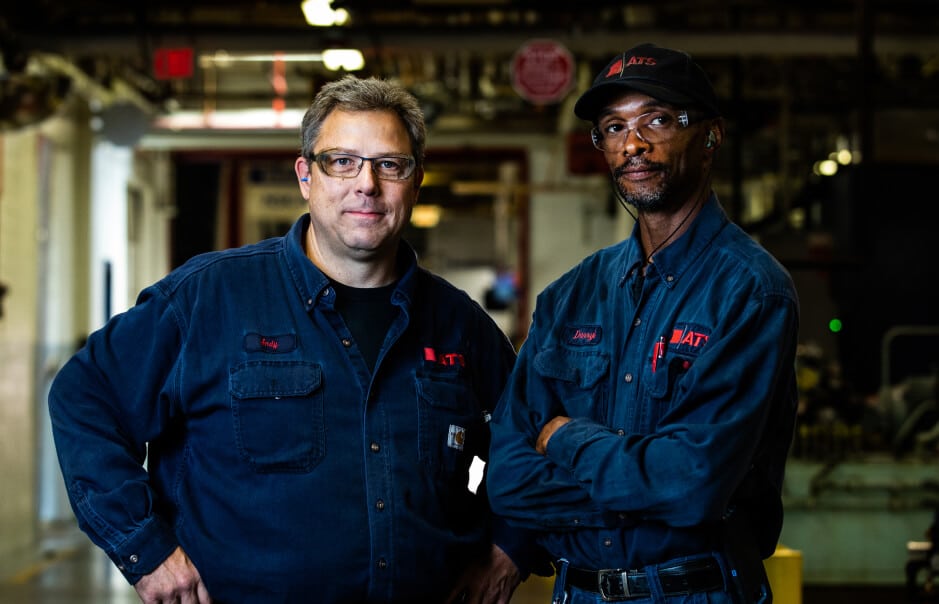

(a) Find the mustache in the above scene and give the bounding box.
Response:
[612,159,665,179]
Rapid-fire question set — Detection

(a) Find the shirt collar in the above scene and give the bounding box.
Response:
[619,193,729,287]
[646,193,728,285]
[284,213,421,309]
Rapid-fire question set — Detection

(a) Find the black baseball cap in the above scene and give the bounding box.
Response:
[573,43,720,121]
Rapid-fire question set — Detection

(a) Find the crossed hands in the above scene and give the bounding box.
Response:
[535,416,571,455]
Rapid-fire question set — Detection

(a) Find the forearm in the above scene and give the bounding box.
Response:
[48,294,183,582]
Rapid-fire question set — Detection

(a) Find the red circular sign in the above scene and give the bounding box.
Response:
[511,39,575,104]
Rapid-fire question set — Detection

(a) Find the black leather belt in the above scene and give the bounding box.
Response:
[562,557,724,601]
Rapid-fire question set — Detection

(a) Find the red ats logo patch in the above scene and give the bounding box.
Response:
[668,323,710,354]
[424,347,465,367]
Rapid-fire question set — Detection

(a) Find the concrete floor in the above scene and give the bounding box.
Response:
[0,535,138,604]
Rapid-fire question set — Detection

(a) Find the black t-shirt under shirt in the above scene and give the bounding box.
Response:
[331,280,398,372]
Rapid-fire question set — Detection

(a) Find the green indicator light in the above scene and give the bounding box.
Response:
[829,318,843,333]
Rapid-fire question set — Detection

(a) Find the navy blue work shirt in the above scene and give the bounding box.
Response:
[48,214,531,603]
[487,195,799,570]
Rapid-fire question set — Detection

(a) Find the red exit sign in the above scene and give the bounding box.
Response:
[153,47,194,80]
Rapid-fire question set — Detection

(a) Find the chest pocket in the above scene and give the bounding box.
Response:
[416,375,480,477]
[647,351,695,399]
[534,348,610,419]
[230,361,325,473]
[644,354,696,430]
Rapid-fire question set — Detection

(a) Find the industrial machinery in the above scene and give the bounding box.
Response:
[782,327,939,593]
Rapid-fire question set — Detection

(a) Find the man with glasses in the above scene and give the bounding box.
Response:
[49,75,540,603]
[487,43,800,603]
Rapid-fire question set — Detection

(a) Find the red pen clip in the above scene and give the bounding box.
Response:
[652,336,665,373]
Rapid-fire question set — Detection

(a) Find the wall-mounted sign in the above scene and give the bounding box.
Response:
[511,39,574,105]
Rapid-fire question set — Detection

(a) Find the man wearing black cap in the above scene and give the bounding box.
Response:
[487,43,800,602]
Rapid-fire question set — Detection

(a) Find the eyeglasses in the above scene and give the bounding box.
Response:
[590,109,695,152]
[312,152,417,181]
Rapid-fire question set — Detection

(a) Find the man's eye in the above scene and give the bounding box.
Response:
[646,113,674,128]
[378,159,401,170]
[334,156,354,167]
[602,123,624,135]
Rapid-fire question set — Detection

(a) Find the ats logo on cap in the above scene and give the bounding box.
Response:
[605,54,657,79]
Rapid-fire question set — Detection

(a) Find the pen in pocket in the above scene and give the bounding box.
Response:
[652,336,665,373]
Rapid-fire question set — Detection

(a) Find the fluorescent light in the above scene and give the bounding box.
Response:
[322,49,364,71]
[198,50,363,71]
[201,51,327,66]
[152,108,306,130]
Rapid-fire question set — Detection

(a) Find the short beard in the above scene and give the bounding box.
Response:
[612,161,674,212]
[616,181,666,212]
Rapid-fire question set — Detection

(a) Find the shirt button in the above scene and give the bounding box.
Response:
[624,373,633,383]
[341,338,353,347]
[370,442,380,452]
[306,298,314,306]
[377,558,388,570]
[129,554,139,564]
[666,275,675,282]
[616,429,625,436]
[633,318,641,327]
[376,499,385,510]
[603,538,612,547]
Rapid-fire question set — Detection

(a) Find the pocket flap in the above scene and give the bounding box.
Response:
[416,377,472,410]
[230,361,322,398]
[534,348,609,389]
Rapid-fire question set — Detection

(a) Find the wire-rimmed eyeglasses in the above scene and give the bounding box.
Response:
[590,109,695,152]
[312,151,417,181]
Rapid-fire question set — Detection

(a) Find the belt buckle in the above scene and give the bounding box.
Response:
[597,568,631,601]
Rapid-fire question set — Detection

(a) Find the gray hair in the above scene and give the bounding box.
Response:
[299,75,426,167]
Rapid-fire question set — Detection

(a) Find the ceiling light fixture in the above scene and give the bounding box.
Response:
[199,50,363,72]
[322,49,364,71]
[301,0,350,26]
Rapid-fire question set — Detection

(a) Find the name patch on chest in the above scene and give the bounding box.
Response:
[244,333,298,353]
[565,325,602,346]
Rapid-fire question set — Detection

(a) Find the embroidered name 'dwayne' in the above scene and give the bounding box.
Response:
[565,325,602,346]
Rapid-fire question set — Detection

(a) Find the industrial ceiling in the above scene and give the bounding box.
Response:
[2,0,939,136]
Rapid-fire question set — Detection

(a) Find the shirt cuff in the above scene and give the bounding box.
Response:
[107,515,179,585]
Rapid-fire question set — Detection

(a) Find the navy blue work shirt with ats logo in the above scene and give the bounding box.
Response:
[48,214,529,603]
[487,195,800,571]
